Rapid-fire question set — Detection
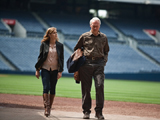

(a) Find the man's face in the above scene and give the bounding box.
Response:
[90,20,100,35]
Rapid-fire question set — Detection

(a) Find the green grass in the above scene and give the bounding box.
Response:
[0,74,160,104]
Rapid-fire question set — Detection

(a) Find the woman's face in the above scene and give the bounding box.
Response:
[49,30,58,39]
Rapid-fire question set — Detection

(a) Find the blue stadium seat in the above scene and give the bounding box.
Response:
[63,40,160,73]
[39,13,117,38]
[105,43,160,73]
[0,10,160,74]
[0,10,45,37]
[107,18,160,43]
[0,59,11,70]
[64,50,72,73]
[0,21,12,36]
[0,36,41,71]
[64,40,77,51]
[138,45,160,63]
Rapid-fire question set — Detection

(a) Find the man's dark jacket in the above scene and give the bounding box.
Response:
[67,55,85,73]
[35,40,64,72]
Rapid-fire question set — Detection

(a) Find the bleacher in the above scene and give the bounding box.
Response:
[138,45,160,63]
[64,40,160,73]
[0,20,11,36]
[39,13,117,39]
[0,10,160,78]
[0,10,45,37]
[0,36,41,71]
[0,36,71,73]
[39,13,90,35]
[105,43,160,73]
[64,40,77,51]
[0,59,11,70]
[107,18,160,43]
[64,50,71,73]
[100,20,117,39]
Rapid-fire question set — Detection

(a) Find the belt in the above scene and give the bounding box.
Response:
[86,56,103,60]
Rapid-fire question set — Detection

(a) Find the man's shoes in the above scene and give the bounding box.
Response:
[95,112,105,120]
[83,112,90,119]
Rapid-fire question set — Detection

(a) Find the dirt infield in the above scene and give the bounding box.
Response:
[0,94,160,119]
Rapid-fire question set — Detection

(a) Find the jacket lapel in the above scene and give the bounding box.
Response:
[56,41,60,56]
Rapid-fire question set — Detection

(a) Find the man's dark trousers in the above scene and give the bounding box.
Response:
[79,59,105,114]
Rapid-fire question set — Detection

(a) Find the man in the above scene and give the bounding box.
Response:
[74,17,109,119]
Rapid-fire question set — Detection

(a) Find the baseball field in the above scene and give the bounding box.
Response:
[0,74,159,104]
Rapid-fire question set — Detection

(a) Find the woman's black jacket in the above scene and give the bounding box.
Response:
[35,40,64,72]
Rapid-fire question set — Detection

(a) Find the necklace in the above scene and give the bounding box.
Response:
[50,44,56,49]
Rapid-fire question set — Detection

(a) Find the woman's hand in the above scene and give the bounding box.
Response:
[57,72,62,79]
[35,70,40,79]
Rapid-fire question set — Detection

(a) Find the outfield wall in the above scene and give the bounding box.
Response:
[0,70,160,82]
[104,73,160,81]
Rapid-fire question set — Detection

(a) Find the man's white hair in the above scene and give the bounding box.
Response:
[89,17,101,25]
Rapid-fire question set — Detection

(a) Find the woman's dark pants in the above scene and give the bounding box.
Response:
[41,68,58,95]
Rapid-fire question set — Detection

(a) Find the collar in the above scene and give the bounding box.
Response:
[89,31,101,36]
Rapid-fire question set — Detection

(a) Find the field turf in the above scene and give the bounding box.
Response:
[0,74,160,104]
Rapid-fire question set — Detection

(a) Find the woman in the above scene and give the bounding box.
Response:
[35,27,64,117]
